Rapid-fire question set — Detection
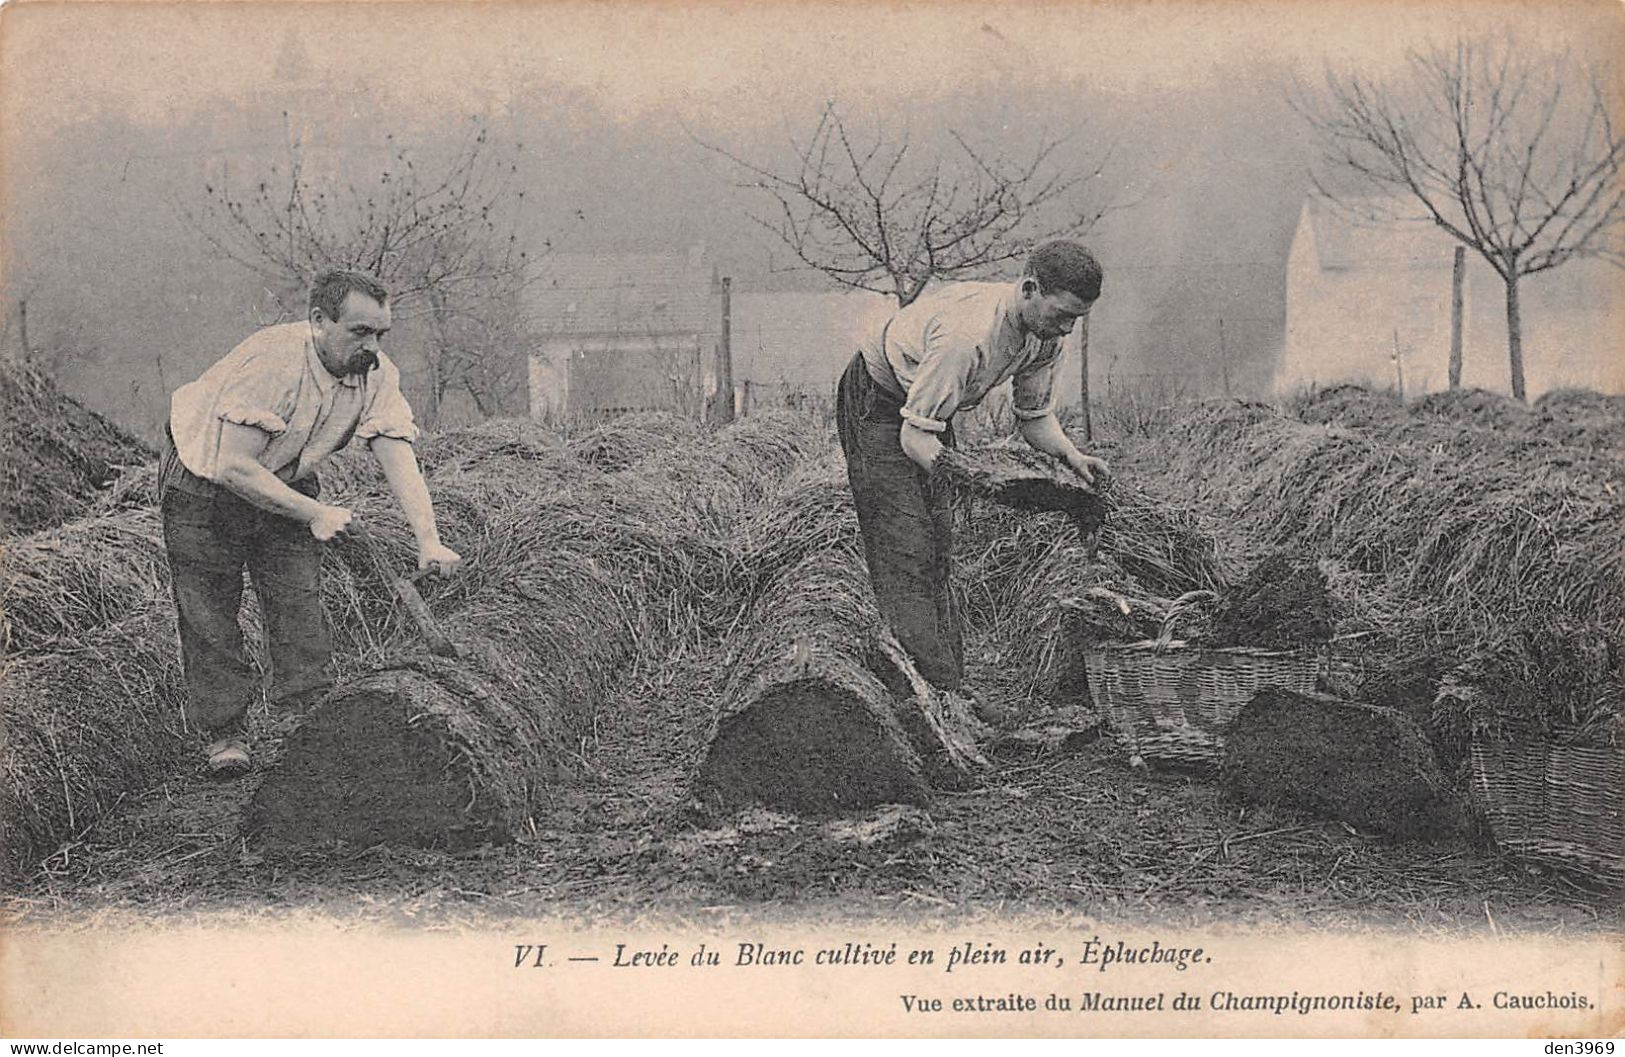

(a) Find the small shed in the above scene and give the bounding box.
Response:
[525,245,721,419]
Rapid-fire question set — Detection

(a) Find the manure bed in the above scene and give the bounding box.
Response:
[6,639,1618,937]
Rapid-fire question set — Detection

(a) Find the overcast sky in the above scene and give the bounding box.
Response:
[1,0,1619,432]
[5,0,1617,136]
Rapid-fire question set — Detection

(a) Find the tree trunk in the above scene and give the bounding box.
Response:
[1391,329,1405,400]
[1077,309,1093,442]
[1504,271,1527,402]
[1448,247,1465,391]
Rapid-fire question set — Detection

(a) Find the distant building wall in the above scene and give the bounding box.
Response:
[1279,202,1623,397]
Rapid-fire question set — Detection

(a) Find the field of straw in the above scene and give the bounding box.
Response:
[2,384,1621,931]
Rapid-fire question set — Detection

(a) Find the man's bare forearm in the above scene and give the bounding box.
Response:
[1020,411,1109,487]
[213,460,328,524]
[1018,412,1085,459]
[371,436,441,547]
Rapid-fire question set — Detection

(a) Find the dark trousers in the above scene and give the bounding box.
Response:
[159,448,332,735]
[836,351,963,691]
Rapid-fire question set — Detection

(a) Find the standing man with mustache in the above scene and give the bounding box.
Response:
[836,240,1108,725]
[162,269,462,778]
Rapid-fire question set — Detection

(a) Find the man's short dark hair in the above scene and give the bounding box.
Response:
[1025,241,1103,303]
[309,270,390,321]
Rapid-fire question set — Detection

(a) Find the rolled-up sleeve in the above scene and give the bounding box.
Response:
[1012,342,1061,421]
[355,355,420,444]
[219,407,290,434]
[900,321,977,433]
[213,357,297,436]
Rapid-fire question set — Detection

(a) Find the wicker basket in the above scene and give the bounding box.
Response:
[1082,638,1322,767]
[1469,731,1624,886]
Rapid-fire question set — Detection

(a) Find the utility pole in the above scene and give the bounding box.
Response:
[1391,328,1406,400]
[1218,316,1232,397]
[714,277,735,424]
[1449,246,1465,391]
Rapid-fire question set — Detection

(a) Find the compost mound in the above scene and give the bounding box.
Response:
[931,444,1107,535]
[1414,388,1535,431]
[247,673,529,850]
[700,673,928,817]
[1210,553,1334,649]
[1292,384,1404,428]
[1221,688,1462,840]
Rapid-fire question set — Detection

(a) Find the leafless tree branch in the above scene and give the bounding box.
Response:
[1294,32,1623,399]
[182,116,542,420]
[692,101,1122,306]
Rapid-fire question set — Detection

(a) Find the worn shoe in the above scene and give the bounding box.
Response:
[205,736,251,780]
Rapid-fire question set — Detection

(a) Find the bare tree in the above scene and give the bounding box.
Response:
[185,116,540,420]
[1298,34,1624,400]
[699,102,1119,307]
[422,291,532,418]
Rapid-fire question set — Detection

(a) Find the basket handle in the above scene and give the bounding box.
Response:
[1154,589,1218,653]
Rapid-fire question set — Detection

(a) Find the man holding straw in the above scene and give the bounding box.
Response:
[162,269,462,778]
[836,240,1107,723]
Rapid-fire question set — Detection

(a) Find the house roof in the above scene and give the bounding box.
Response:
[527,249,719,338]
[1302,197,1461,271]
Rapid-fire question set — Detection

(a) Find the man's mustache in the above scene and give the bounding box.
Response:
[347,351,379,374]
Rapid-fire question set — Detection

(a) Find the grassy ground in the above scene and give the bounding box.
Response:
[5,397,1619,936]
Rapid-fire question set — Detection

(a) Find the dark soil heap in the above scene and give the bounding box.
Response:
[1209,553,1335,649]
[931,444,1107,535]
[250,414,825,851]
[1,358,153,534]
[695,552,930,817]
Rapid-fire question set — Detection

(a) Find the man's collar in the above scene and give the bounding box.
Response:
[1002,283,1028,337]
[304,322,364,390]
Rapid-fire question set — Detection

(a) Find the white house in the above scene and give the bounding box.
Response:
[1279,197,1623,398]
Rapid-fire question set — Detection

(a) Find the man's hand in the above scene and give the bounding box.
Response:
[417,541,462,577]
[899,422,945,471]
[1064,450,1111,490]
[308,504,354,542]
[1019,412,1108,490]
